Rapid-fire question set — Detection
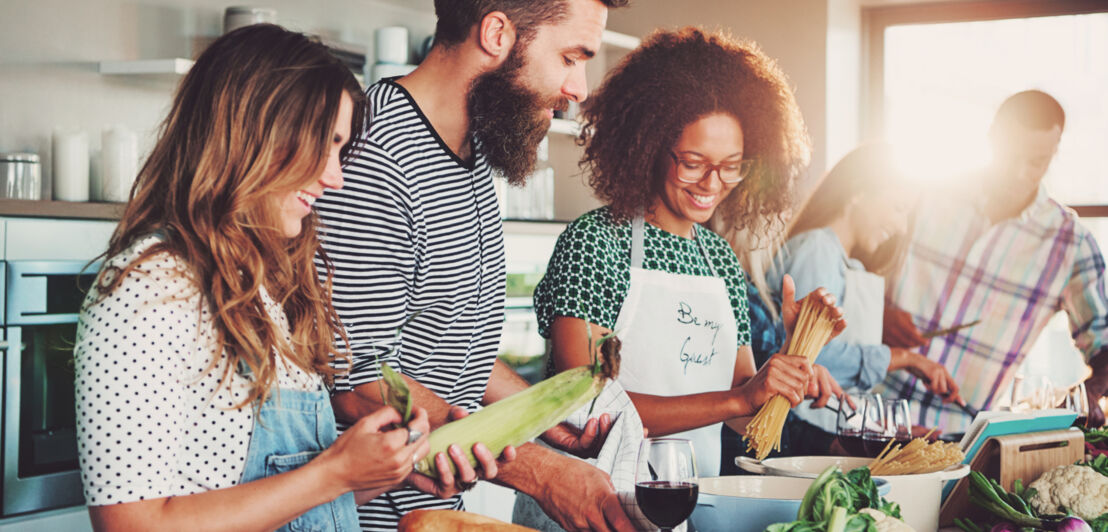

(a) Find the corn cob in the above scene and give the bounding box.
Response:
[412,335,620,477]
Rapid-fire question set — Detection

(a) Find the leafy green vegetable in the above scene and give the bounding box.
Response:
[766,466,901,532]
[1087,512,1108,532]
[847,466,902,519]
[1082,455,1108,478]
[966,471,1069,530]
[952,517,986,532]
[1083,426,1108,445]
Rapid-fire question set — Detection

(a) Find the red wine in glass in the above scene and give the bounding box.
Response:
[635,481,699,529]
[636,438,698,531]
[836,430,867,457]
[863,435,892,458]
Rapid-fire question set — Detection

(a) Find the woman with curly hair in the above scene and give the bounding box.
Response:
[533,27,846,478]
[74,25,493,531]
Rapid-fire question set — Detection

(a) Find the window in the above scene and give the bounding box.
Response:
[866,1,1108,395]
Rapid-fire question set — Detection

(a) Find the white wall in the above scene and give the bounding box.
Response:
[607,0,865,183]
[1,0,868,205]
[0,0,436,199]
[826,0,863,169]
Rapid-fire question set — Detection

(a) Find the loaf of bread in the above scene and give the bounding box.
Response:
[398,510,538,532]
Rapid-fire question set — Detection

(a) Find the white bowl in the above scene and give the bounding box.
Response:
[690,475,891,532]
[739,455,969,532]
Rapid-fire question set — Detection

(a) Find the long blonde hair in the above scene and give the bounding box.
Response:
[97,24,367,407]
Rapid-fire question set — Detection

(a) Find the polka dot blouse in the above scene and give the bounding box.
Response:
[74,235,323,506]
[534,207,752,345]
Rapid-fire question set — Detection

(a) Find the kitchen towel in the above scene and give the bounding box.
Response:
[511,380,658,532]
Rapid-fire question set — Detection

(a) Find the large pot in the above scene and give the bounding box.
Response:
[737,455,969,532]
[689,475,890,532]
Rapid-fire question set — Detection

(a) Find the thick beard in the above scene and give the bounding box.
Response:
[468,50,566,186]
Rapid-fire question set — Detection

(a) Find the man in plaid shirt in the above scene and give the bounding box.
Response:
[882,90,1108,431]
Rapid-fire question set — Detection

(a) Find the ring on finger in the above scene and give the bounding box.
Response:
[406,429,422,445]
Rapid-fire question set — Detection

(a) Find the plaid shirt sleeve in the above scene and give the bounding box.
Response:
[1062,225,1108,359]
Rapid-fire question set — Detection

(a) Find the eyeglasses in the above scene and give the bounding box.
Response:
[669,151,753,184]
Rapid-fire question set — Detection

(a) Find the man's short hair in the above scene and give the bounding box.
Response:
[993,90,1065,133]
[432,0,629,48]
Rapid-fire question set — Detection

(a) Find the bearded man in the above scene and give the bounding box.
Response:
[313,1,634,531]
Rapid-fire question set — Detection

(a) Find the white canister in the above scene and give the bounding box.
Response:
[375,26,410,65]
[224,6,277,34]
[100,126,138,203]
[52,128,89,202]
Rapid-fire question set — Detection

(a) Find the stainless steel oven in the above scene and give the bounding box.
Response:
[2,260,99,516]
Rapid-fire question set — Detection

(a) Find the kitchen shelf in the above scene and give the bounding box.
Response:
[548,118,581,137]
[0,199,125,220]
[601,30,640,52]
[99,58,194,75]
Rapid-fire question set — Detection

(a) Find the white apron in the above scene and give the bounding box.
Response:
[791,255,885,432]
[614,217,738,477]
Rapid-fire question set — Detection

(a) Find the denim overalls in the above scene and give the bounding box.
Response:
[239,387,360,532]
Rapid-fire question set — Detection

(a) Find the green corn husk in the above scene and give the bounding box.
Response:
[413,335,621,477]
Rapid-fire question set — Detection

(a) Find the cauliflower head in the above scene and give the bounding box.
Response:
[858,508,915,532]
[1027,464,1108,520]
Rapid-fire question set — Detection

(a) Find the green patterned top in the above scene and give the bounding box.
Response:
[534,207,751,347]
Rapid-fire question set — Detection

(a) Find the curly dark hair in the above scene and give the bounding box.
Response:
[580,27,810,235]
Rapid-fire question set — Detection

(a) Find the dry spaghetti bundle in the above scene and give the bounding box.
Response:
[869,433,964,475]
[743,298,836,460]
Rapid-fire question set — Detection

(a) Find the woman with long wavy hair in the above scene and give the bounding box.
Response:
[532,27,847,480]
[73,25,479,531]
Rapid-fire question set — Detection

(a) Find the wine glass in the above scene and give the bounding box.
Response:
[886,399,913,444]
[860,394,889,458]
[635,438,698,531]
[1067,382,1090,427]
[835,392,866,457]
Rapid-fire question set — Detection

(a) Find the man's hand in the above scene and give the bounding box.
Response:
[531,458,634,532]
[897,348,964,405]
[883,305,928,348]
[541,413,613,459]
[404,406,517,499]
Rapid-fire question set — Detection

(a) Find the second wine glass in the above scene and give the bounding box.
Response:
[635,438,699,531]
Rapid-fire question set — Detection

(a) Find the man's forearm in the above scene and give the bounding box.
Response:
[484,358,533,404]
[332,376,455,428]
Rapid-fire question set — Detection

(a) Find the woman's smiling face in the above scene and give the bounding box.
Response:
[650,112,745,236]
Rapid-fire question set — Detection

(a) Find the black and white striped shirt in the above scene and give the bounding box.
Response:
[315,78,507,531]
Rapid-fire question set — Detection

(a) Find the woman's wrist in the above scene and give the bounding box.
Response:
[728,383,756,417]
[311,445,358,500]
[887,347,915,372]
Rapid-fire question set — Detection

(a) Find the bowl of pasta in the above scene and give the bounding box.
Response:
[739,442,969,532]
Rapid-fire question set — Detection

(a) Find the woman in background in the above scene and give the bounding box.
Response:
[765,142,962,453]
[75,25,495,531]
